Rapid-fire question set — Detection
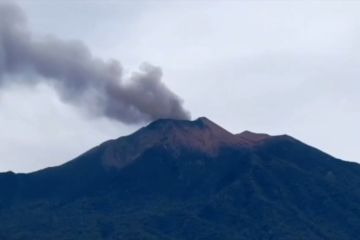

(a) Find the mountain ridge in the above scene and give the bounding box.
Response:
[99,117,293,169]
[0,117,360,240]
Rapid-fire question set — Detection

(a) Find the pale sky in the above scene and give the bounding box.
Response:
[0,0,359,172]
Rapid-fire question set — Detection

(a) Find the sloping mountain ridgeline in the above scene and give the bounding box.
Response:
[1,117,360,240]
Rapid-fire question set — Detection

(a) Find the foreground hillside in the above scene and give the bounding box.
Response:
[0,117,360,240]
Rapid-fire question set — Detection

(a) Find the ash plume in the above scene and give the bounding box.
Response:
[0,1,190,124]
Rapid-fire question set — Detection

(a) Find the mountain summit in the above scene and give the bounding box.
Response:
[101,117,273,169]
[1,117,360,240]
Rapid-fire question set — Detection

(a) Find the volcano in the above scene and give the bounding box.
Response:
[1,117,360,239]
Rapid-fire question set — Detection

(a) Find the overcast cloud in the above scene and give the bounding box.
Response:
[0,0,359,172]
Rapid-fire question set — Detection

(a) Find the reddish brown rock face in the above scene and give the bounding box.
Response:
[102,117,277,169]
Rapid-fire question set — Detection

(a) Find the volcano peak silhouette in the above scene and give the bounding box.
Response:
[0,117,360,240]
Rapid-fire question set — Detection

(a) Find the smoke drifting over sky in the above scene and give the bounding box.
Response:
[0,1,190,124]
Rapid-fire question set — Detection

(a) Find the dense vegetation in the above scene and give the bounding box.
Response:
[1,118,360,239]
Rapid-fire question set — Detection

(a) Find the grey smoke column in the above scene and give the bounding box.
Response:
[0,2,190,124]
